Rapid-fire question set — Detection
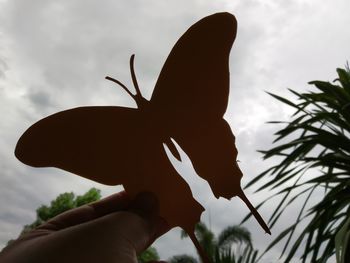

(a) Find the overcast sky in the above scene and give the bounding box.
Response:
[0,0,349,262]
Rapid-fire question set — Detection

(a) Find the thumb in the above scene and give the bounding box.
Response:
[101,211,155,253]
[91,192,163,253]
[54,192,164,262]
[126,191,166,252]
[0,192,168,263]
[27,211,158,263]
[93,191,161,253]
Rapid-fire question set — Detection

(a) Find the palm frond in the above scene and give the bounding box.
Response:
[244,66,350,262]
[218,226,252,249]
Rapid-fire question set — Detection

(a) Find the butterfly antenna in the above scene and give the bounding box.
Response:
[129,54,143,99]
[105,76,136,100]
[105,55,145,108]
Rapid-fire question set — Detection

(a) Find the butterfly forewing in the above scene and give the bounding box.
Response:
[150,12,237,125]
[15,106,144,185]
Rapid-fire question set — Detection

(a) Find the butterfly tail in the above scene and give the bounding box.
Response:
[238,190,271,235]
[187,230,212,263]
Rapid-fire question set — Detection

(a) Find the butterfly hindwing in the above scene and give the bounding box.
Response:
[149,13,270,234]
[148,12,242,199]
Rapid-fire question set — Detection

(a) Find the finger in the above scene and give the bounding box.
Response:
[48,211,160,257]
[75,209,168,254]
[52,193,170,255]
[37,191,130,231]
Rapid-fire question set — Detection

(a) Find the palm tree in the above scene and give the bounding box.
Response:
[170,222,258,263]
[243,65,350,262]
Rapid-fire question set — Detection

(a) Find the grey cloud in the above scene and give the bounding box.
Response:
[27,88,53,112]
[1,0,349,262]
[1,0,221,105]
[0,59,7,79]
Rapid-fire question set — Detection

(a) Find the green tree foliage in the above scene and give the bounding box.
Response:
[243,65,350,262]
[137,246,160,262]
[171,222,258,263]
[22,187,102,234]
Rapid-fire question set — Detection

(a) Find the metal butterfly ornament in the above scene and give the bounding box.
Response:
[15,12,270,263]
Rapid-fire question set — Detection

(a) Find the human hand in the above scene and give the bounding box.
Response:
[0,191,170,263]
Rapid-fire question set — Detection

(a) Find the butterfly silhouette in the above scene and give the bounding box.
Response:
[15,12,270,262]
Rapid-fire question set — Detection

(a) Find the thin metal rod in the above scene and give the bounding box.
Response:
[238,190,271,235]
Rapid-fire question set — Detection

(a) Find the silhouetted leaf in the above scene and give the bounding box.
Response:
[245,66,350,262]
